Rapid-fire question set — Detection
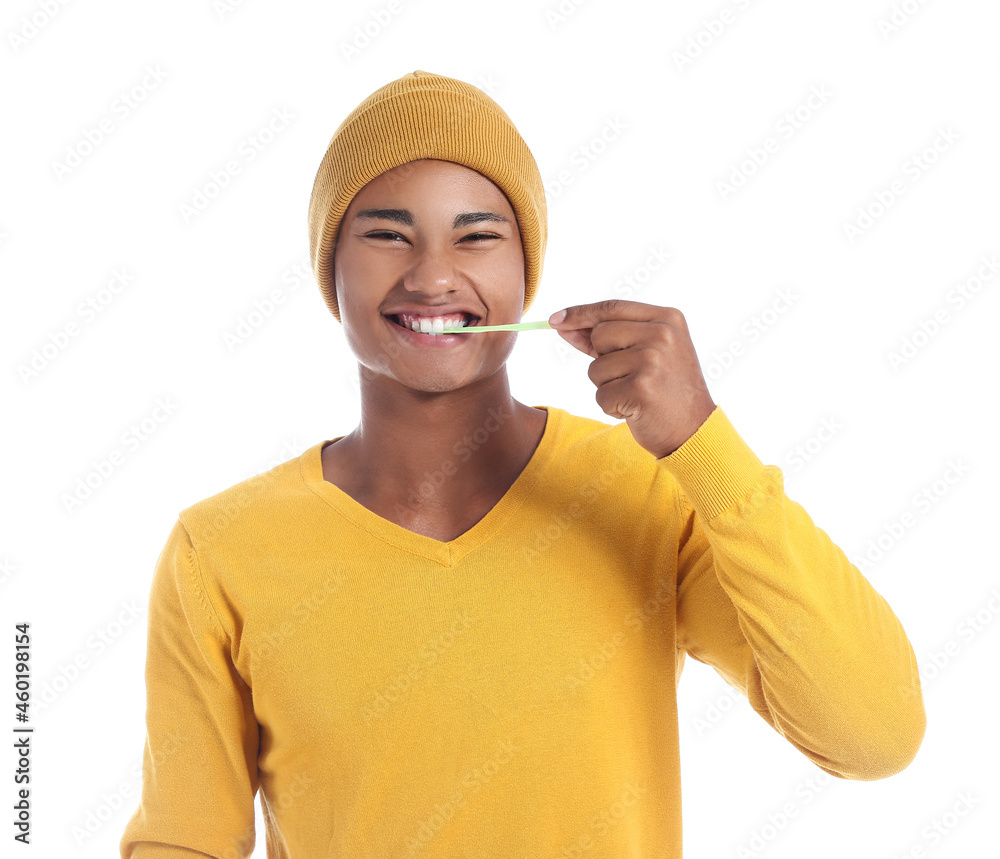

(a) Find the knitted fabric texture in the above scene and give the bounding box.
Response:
[307,70,548,322]
[119,405,926,856]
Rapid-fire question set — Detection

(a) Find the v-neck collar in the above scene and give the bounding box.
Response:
[299,405,562,567]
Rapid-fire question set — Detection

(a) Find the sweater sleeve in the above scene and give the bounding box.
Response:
[120,519,260,858]
[664,407,925,781]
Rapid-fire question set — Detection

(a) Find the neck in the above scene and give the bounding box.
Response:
[337,369,542,509]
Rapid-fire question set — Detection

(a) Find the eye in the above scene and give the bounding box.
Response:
[364,230,408,242]
[361,230,500,244]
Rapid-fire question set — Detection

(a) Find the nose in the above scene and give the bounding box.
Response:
[403,244,462,296]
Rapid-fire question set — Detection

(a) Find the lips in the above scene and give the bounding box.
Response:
[381,314,474,347]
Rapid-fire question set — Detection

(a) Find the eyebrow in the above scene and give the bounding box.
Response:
[353,208,511,229]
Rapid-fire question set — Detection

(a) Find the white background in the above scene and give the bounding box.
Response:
[2,0,998,855]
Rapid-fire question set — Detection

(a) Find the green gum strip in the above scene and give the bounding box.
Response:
[438,320,553,333]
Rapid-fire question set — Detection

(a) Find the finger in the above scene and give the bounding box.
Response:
[548,299,662,332]
[586,348,637,389]
[589,319,659,357]
[593,376,644,421]
[554,327,597,358]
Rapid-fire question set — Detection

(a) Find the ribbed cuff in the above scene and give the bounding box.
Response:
[655,407,766,521]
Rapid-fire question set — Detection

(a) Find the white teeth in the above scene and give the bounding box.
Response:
[400,315,469,334]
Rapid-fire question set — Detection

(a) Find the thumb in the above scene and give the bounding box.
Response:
[547,307,598,358]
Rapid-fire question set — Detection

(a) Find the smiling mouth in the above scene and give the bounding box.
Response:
[386,313,481,335]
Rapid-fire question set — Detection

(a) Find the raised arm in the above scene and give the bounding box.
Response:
[667,408,925,780]
[545,298,925,777]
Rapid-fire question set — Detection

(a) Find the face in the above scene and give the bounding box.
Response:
[333,158,525,395]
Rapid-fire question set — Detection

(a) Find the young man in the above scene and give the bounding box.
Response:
[121,70,925,858]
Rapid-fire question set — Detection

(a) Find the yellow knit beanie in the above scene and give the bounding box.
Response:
[308,70,547,323]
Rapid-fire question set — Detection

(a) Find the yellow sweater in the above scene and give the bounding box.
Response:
[120,405,925,858]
